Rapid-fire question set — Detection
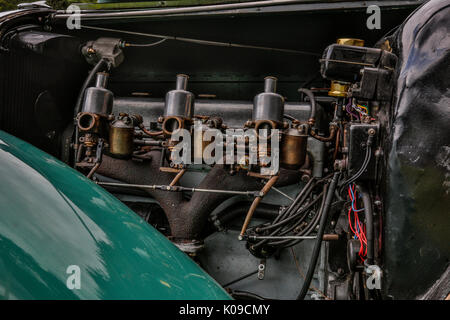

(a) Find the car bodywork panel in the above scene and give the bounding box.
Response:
[0,130,230,299]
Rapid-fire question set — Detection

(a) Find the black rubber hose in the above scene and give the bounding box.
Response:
[339,145,371,188]
[222,270,258,287]
[356,184,374,265]
[338,133,374,195]
[269,188,326,247]
[296,171,341,300]
[257,191,324,232]
[231,290,266,300]
[298,88,316,124]
[273,177,316,224]
[252,175,332,249]
[276,194,328,249]
[216,202,279,227]
[251,183,316,249]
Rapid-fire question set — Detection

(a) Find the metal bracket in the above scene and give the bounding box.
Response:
[257,259,266,280]
[82,37,124,68]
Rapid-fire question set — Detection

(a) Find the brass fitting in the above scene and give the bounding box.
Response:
[328,38,365,98]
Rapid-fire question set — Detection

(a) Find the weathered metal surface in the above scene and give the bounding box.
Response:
[97,152,302,240]
[113,97,327,130]
[81,0,253,10]
[49,4,418,104]
[0,130,230,299]
[280,128,308,169]
[54,1,424,21]
[252,76,284,123]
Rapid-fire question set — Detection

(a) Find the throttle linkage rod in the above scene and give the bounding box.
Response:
[96,181,263,197]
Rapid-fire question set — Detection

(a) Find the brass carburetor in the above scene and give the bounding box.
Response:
[244,76,308,173]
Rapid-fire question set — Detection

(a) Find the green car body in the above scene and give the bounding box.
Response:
[0,130,230,300]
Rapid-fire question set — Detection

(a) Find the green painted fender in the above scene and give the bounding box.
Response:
[0,130,230,300]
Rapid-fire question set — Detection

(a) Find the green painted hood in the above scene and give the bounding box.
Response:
[0,130,230,300]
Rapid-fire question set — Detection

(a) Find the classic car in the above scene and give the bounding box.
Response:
[0,0,448,300]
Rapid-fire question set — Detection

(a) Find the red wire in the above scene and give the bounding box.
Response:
[348,207,357,234]
[348,184,367,261]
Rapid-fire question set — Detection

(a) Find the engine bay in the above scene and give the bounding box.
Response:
[67,35,393,300]
[0,0,448,300]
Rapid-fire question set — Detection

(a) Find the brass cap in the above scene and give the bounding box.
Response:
[328,81,349,97]
[336,38,365,46]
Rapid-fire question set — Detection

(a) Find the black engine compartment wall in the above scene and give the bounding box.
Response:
[383,0,450,299]
[0,29,87,157]
[0,5,416,156]
[52,5,416,101]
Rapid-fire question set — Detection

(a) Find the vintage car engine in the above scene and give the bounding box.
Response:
[65,36,394,300]
[1,0,448,300]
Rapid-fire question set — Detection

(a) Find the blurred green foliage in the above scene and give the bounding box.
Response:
[0,0,21,12]
[0,0,93,12]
